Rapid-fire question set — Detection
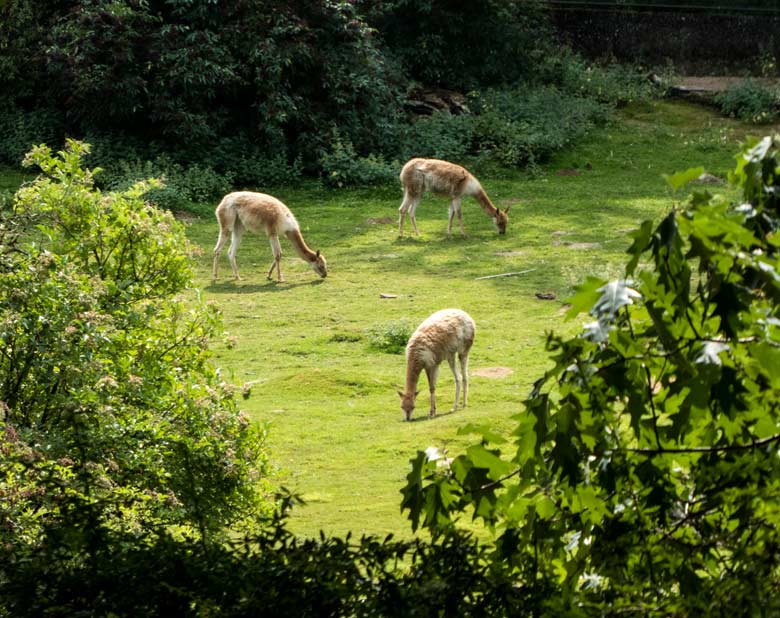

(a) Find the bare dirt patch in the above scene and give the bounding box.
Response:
[472,367,513,379]
[367,217,394,225]
[677,76,779,93]
[552,240,601,249]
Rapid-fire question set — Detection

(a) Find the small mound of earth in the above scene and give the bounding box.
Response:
[367,217,394,225]
[472,367,513,379]
[555,168,580,176]
[495,250,525,257]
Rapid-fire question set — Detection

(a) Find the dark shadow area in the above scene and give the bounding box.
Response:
[206,278,326,295]
[404,408,458,423]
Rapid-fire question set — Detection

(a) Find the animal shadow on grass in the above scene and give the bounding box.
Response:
[207,278,326,295]
[404,408,457,423]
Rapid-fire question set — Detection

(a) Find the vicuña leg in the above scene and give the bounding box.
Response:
[408,201,421,236]
[212,227,231,279]
[266,235,283,282]
[459,350,470,408]
[426,364,440,418]
[227,224,245,280]
[446,199,465,238]
[399,193,421,237]
[447,355,461,411]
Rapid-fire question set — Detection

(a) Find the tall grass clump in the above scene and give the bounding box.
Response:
[366,319,415,354]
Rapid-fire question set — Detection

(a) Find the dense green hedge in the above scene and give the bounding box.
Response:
[1,516,542,618]
[0,0,659,202]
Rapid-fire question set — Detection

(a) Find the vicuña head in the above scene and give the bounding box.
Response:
[310,249,328,278]
[398,157,511,238]
[494,206,510,235]
[212,191,327,282]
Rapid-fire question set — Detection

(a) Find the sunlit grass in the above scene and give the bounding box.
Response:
[0,99,763,539]
[171,100,764,539]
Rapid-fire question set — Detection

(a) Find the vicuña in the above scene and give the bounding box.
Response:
[398,158,510,237]
[212,192,327,282]
[398,308,476,421]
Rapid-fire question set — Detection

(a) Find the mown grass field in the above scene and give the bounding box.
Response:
[0,99,766,540]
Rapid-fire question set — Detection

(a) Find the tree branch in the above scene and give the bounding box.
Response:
[628,433,780,456]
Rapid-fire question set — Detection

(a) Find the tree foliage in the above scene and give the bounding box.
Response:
[0,0,625,191]
[0,141,271,564]
[402,136,780,615]
[368,0,549,91]
[0,0,404,174]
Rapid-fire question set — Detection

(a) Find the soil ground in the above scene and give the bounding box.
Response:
[677,76,779,93]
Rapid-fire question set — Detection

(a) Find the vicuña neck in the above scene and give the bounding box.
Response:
[474,188,498,216]
[286,228,317,262]
[405,359,422,396]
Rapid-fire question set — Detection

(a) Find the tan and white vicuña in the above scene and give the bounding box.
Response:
[212,192,327,282]
[398,309,476,421]
[398,158,510,237]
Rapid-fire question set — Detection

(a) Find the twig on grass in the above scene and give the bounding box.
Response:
[475,268,537,280]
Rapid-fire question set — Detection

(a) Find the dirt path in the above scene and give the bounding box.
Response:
[677,76,779,93]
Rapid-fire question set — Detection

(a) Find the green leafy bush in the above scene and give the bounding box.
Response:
[0,508,537,617]
[369,0,551,90]
[102,156,235,212]
[319,131,398,188]
[715,78,780,123]
[538,48,660,106]
[471,86,611,167]
[365,319,415,354]
[0,141,271,560]
[0,107,65,165]
[210,135,304,187]
[398,112,475,162]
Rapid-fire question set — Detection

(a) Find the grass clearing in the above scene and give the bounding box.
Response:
[181,100,762,538]
[0,100,767,539]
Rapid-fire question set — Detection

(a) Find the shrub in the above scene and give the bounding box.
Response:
[715,78,780,123]
[398,112,475,162]
[366,319,415,354]
[537,48,660,106]
[210,135,304,187]
[319,131,398,188]
[0,107,65,165]
[102,155,235,213]
[0,515,538,618]
[471,86,611,167]
[1,141,271,560]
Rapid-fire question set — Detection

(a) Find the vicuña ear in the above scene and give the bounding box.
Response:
[504,206,511,214]
[397,390,404,398]
[415,390,420,396]
[316,249,321,257]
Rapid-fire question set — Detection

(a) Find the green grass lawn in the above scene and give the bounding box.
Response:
[1,99,768,540]
[179,100,767,539]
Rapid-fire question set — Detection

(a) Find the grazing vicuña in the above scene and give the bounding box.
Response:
[398,308,476,421]
[212,192,327,282]
[398,158,510,237]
